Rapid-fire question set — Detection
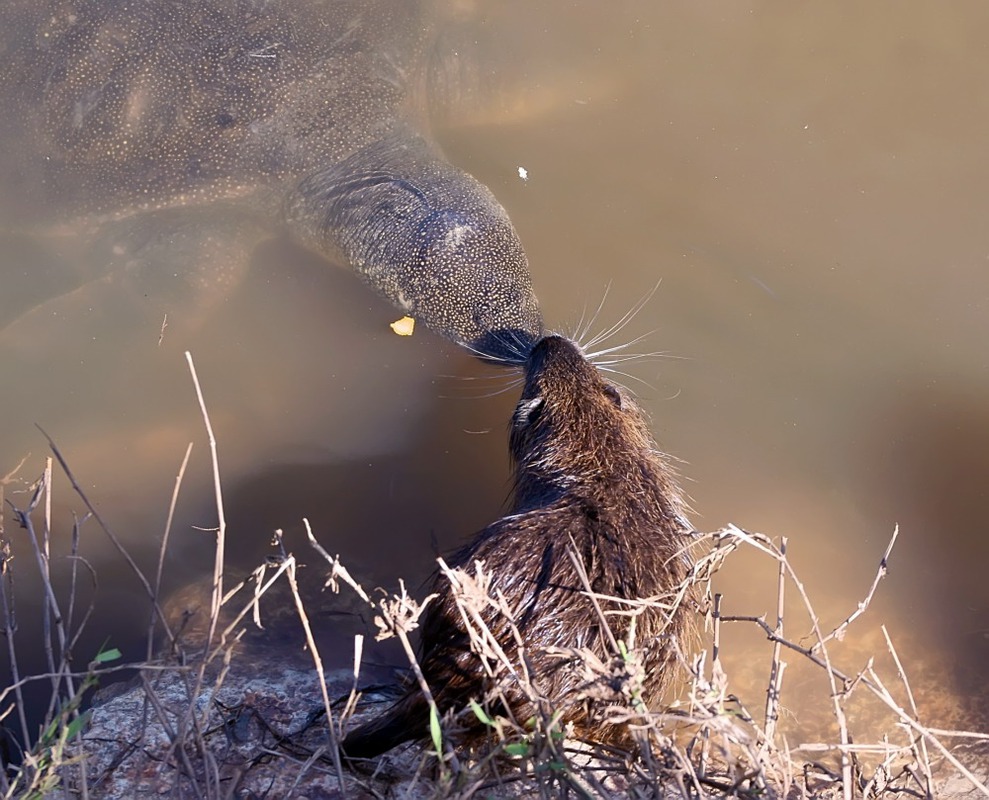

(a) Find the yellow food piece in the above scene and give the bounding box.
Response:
[390,316,416,336]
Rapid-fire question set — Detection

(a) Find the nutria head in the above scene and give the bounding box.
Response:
[510,335,688,528]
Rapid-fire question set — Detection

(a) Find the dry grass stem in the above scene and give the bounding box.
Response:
[148,442,193,660]
[2,381,986,798]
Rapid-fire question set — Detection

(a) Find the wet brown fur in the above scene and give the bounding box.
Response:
[341,334,693,758]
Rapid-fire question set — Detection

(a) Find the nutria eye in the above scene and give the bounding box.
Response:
[603,385,622,408]
[516,396,544,426]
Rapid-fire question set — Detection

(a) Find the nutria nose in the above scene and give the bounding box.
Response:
[529,334,569,358]
[526,334,587,374]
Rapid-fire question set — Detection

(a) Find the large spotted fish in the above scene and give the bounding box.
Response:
[0,0,542,361]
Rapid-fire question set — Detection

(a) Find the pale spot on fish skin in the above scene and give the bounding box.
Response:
[394,290,412,312]
[443,224,471,250]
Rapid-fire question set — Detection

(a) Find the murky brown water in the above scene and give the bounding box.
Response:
[3,0,988,757]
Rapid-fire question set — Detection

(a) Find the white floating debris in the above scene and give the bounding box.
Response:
[517,166,528,182]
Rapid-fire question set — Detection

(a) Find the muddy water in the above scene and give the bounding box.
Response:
[2,0,988,755]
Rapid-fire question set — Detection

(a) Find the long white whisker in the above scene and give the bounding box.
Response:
[581,280,662,352]
[575,281,613,345]
[593,351,681,367]
[434,353,525,400]
[584,329,658,361]
[595,365,657,393]
[459,327,536,365]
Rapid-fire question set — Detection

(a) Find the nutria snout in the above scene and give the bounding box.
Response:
[341,334,693,758]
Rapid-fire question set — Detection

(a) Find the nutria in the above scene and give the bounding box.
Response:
[342,334,694,758]
[0,0,541,361]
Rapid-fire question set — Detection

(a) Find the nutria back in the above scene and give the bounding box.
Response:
[342,334,694,758]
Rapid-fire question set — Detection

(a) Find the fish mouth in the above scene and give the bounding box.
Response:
[467,326,542,365]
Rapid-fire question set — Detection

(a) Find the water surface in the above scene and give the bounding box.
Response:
[2,0,988,753]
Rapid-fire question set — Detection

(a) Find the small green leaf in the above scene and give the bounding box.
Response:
[469,699,494,727]
[504,742,530,757]
[94,647,122,664]
[39,717,59,744]
[428,705,443,755]
[64,710,92,740]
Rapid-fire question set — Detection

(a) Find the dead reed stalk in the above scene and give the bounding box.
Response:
[1,360,986,799]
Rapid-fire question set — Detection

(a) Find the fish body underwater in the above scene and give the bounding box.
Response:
[0,0,541,359]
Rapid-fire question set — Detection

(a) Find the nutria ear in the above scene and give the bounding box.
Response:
[603,385,623,409]
[515,396,545,426]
